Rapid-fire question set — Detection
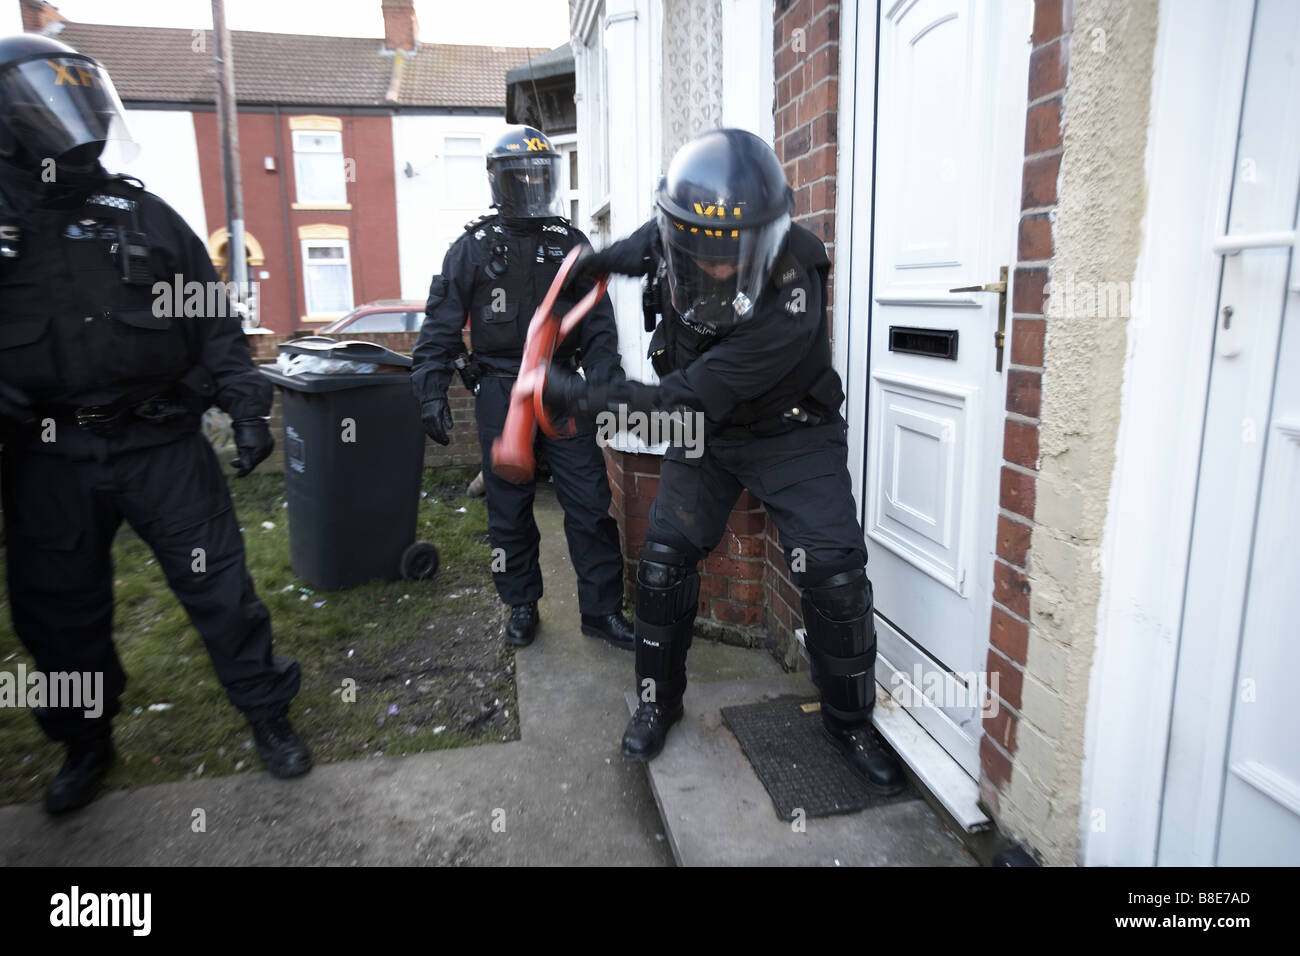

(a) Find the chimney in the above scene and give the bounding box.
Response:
[381,0,418,52]
[21,0,67,33]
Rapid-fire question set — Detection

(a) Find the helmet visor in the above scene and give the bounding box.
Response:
[657,207,790,328]
[488,154,561,217]
[0,55,137,164]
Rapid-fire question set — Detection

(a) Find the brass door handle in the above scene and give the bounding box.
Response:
[949,266,1009,371]
[949,280,1007,293]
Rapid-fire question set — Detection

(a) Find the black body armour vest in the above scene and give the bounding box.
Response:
[0,176,198,409]
[463,213,584,366]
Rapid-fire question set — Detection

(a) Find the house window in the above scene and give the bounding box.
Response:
[553,137,581,224]
[301,237,354,317]
[293,129,347,205]
[444,136,488,209]
[575,7,610,236]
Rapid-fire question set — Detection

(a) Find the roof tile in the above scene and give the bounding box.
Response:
[53,22,545,108]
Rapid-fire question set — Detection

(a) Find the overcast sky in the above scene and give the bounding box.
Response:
[49,0,571,48]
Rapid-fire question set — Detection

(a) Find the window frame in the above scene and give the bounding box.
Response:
[292,128,349,207]
[442,134,488,210]
[300,236,355,319]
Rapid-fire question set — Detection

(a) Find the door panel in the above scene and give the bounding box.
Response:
[865,0,1031,771]
[1213,276,1300,867]
[872,371,976,595]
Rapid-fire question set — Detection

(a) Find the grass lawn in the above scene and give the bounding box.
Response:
[0,464,514,806]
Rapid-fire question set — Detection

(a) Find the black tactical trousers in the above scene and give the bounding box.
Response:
[638,419,873,713]
[646,419,868,584]
[1,431,300,743]
[474,374,624,613]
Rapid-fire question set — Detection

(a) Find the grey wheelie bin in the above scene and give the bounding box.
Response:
[259,337,439,589]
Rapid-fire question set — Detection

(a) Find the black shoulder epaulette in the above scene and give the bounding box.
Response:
[108,173,145,192]
[463,212,497,233]
[770,248,804,290]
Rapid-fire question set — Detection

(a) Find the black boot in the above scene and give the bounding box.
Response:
[822,714,905,795]
[621,698,684,761]
[250,714,312,778]
[581,610,635,649]
[624,543,699,760]
[505,602,539,646]
[45,736,115,815]
[801,569,905,795]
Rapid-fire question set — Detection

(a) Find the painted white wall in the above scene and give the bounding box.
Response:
[721,0,775,145]
[1,3,22,34]
[101,109,208,242]
[573,0,663,389]
[391,113,511,302]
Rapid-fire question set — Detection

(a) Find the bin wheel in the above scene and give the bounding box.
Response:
[400,541,440,580]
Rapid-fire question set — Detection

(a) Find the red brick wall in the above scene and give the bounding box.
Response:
[382,0,419,51]
[603,448,768,643]
[767,0,842,663]
[193,111,402,334]
[20,0,64,31]
[978,0,1071,819]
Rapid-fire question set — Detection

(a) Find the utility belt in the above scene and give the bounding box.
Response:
[713,403,830,441]
[456,351,579,390]
[719,367,845,440]
[38,366,215,438]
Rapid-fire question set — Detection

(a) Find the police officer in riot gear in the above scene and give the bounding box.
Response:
[545,128,905,794]
[412,125,634,650]
[0,35,309,813]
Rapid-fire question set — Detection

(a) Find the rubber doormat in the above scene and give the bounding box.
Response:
[721,696,914,820]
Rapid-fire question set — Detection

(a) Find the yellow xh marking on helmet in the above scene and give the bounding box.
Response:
[674,221,740,239]
[692,201,744,219]
[47,59,106,89]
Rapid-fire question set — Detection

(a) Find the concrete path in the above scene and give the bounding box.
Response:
[633,678,976,866]
[0,487,974,866]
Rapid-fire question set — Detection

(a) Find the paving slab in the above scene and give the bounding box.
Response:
[628,676,978,867]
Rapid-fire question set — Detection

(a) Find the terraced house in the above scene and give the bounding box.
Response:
[20,0,547,331]
[572,0,1299,865]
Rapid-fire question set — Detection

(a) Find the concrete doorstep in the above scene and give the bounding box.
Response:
[0,487,974,866]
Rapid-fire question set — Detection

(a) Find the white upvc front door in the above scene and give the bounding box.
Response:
[1158,0,1300,866]
[849,0,1032,776]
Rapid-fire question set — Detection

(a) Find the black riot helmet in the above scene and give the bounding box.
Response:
[0,34,136,169]
[655,128,793,328]
[486,124,561,218]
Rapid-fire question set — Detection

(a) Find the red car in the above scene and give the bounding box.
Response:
[316,298,428,335]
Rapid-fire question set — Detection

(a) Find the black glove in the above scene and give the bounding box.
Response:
[541,365,601,421]
[421,397,455,446]
[560,246,601,296]
[0,378,36,437]
[561,242,654,295]
[231,417,274,477]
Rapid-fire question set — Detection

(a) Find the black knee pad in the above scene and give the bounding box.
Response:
[803,567,872,623]
[636,541,700,626]
[801,568,876,724]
